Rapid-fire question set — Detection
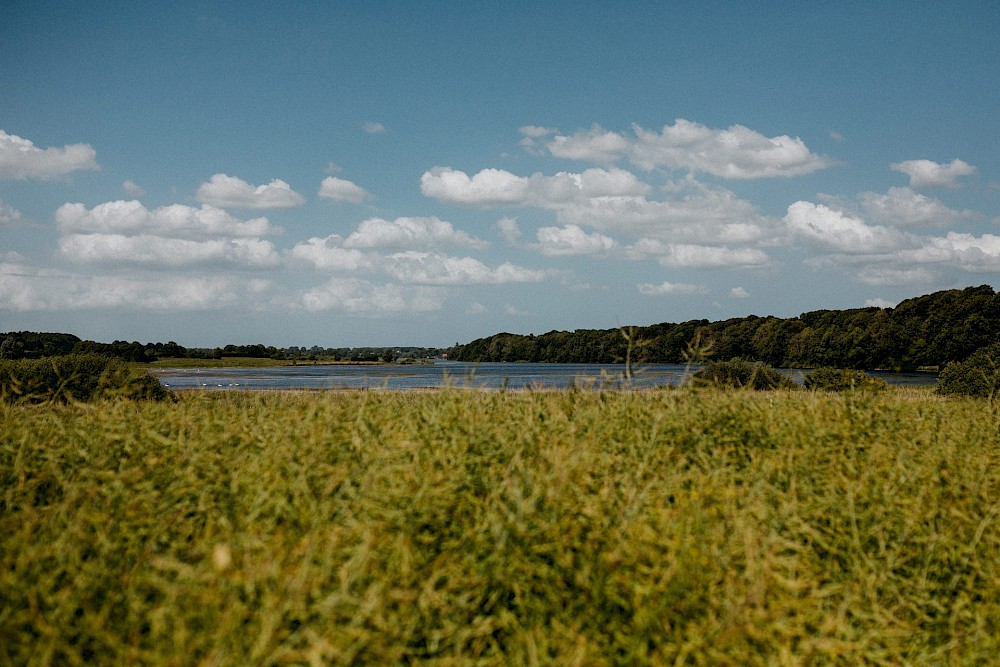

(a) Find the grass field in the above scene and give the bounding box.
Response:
[2,388,999,665]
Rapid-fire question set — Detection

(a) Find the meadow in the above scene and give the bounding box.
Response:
[2,387,999,665]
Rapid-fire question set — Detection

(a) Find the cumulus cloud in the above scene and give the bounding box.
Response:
[544,124,632,164]
[56,201,278,238]
[122,180,145,197]
[420,166,650,207]
[54,200,281,269]
[300,278,443,314]
[59,234,281,268]
[787,197,1000,284]
[856,267,936,286]
[637,281,709,296]
[630,239,770,268]
[891,159,976,189]
[914,232,1000,272]
[556,189,771,245]
[517,125,557,153]
[537,120,833,178]
[289,220,538,287]
[785,201,911,254]
[497,217,522,244]
[0,201,22,226]
[859,187,978,228]
[504,303,531,316]
[0,261,244,311]
[730,287,750,299]
[362,121,386,135]
[466,302,488,315]
[318,176,372,204]
[0,130,99,180]
[383,251,546,285]
[196,173,305,209]
[428,167,775,249]
[287,236,372,272]
[344,216,488,250]
[535,224,615,256]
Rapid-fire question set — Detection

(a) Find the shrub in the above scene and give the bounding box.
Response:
[936,344,1000,398]
[804,367,887,392]
[0,353,169,403]
[690,358,797,390]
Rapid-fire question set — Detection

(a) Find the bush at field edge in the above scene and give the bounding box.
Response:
[690,358,797,390]
[936,343,1000,398]
[804,367,888,392]
[0,353,169,403]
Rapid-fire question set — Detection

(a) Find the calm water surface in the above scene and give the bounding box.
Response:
[152,361,937,391]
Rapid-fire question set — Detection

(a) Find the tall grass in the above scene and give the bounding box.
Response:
[2,388,999,665]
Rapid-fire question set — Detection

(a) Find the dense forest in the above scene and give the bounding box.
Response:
[4,285,997,371]
[448,285,1000,371]
[0,332,444,364]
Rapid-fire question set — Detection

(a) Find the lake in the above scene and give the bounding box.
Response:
[152,361,938,391]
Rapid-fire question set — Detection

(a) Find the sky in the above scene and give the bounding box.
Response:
[2,1,1000,348]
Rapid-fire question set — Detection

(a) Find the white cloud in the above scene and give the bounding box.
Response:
[59,234,281,268]
[54,200,281,270]
[344,216,488,250]
[0,130,99,180]
[891,159,976,189]
[421,167,528,206]
[383,251,546,285]
[629,238,769,268]
[650,243,770,269]
[631,120,834,177]
[859,187,978,228]
[0,261,244,311]
[535,224,615,256]
[421,166,780,258]
[856,267,936,286]
[517,125,557,153]
[504,303,531,316]
[539,120,833,178]
[287,236,372,272]
[918,232,1000,272]
[497,217,522,244]
[466,302,488,315]
[637,281,709,296]
[196,173,305,209]
[318,176,372,204]
[519,126,554,138]
[557,190,770,245]
[730,287,750,299]
[362,121,386,135]
[122,179,145,196]
[0,201,22,226]
[545,124,632,164]
[865,297,899,309]
[420,166,649,207]
[300,278,443,314]
[56,201,278,239]
[785,201,911,254]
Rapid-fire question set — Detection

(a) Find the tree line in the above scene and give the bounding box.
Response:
[0,333,445,364]
[447,285,1000,371]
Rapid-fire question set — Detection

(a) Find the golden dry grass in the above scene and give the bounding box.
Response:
[2,388,999,665]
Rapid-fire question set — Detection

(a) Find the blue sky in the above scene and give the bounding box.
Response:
[2,1,999,347]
